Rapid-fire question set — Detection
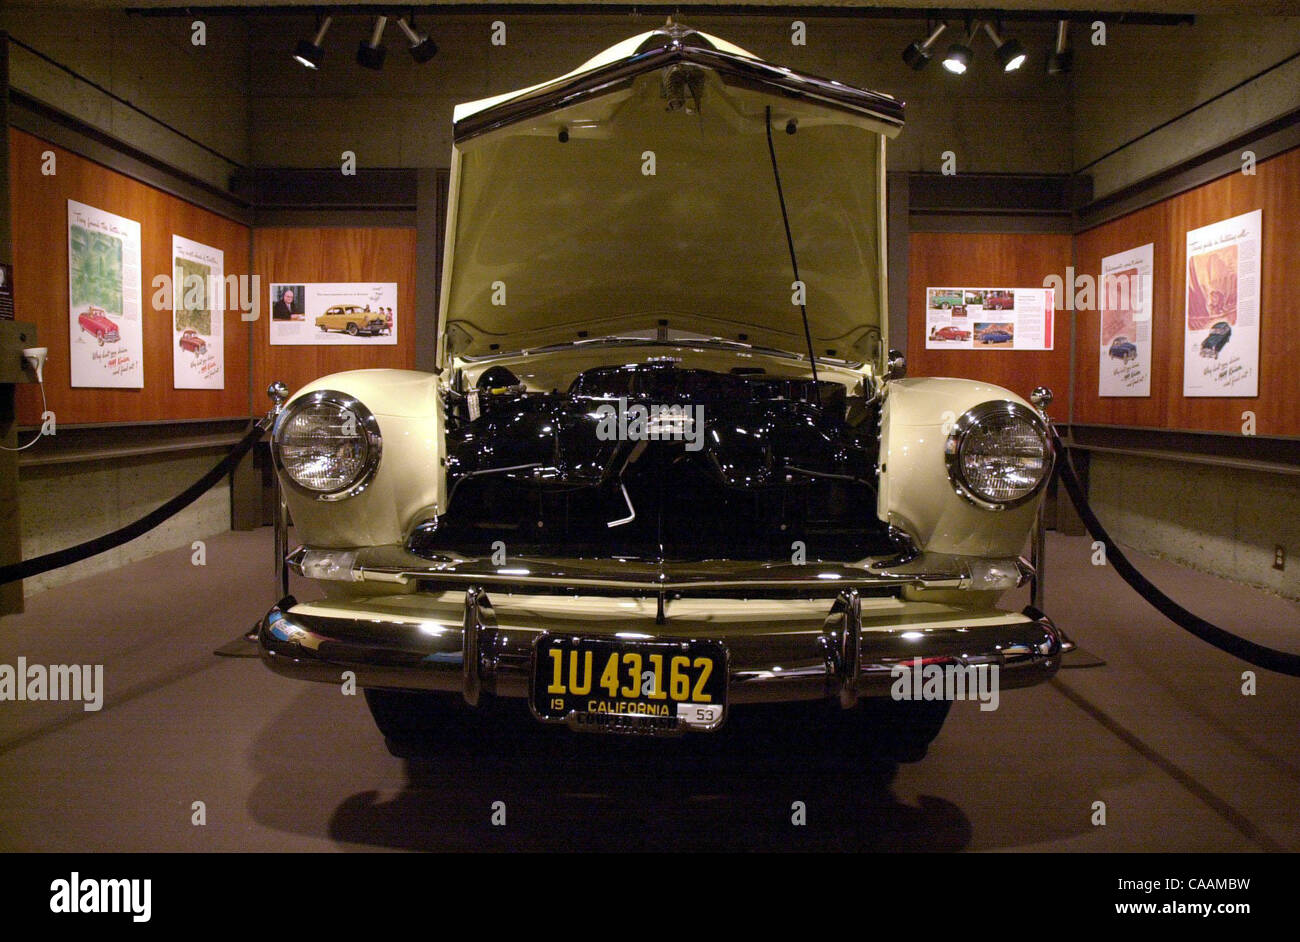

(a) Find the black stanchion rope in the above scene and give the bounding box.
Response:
[0,419,268,586]
[1050,427,1300,677]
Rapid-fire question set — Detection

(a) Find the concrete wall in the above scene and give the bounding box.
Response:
[1072,15,1300,198]
[19,452,231,596]
[1088,453,1300,601]
[248,14,1074,175]
[0,8,249,191]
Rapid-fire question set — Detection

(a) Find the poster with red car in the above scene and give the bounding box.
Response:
[1183,209,1260,397]
[925,287,1054,350]
[67,200,143,388]
[172,235,224,390]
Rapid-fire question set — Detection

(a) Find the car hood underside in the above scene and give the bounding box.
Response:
[439,25,904,363]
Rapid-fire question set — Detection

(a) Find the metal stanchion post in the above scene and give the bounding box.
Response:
[1031,507,1046,611]
[1029,386,1053,613]
[245,382,289,645]
[268,381,290,599]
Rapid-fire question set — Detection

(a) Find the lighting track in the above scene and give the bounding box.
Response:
[124,5,1197,28]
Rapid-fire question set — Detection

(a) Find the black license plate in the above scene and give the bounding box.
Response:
[531,635,727,735]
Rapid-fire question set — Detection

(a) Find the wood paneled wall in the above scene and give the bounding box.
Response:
[251,227,418,400]
[906,231,1073,405]
[1073,147,1300,436]
[12,125,1296,438]
[9,129,251,425]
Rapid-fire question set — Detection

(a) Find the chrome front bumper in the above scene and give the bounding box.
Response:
[256,588,1064,707]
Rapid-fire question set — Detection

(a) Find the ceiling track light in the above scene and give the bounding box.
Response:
[902,21,948,71]
[357,15,389,71]
[293,15,332,70]
[984,22,1028,73]
[397,16,439,64]
[942,20,977,75]
[1047,20,1074,75]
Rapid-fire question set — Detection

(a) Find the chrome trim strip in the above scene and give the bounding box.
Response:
[454,29,904,145]
[287,543,1035,595]
[456,336,859,369]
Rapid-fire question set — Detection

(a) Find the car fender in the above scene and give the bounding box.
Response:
[277,370,446,551]
[878,377,1046,557]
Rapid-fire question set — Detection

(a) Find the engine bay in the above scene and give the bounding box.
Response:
[411,359,896,562]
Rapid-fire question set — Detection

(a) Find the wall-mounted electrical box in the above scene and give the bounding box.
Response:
[0,321,38,384]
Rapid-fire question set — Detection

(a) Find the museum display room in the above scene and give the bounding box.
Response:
[0,0,1297,898]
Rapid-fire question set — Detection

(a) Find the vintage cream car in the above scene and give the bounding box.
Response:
[257,24,1066,760]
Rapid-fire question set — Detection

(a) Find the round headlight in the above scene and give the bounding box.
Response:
[945,401,1052,510]
[273,391,382,500]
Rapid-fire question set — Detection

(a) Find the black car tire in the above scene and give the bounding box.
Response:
[854,697,952,762]
[364,688,466,734]
[346,323,359,336]
[364,688,509,759]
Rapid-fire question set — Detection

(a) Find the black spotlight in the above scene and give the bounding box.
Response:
[1047,20,1074,75]
[397,17,439,63]
[984,22,1027,72]
[357,16,389,70]
[942,41,973,74]
[293,16,332,70]
[902,22,947,71]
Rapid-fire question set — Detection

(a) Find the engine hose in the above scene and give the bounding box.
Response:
[1049,426,1300,677]
[0,418,269,587]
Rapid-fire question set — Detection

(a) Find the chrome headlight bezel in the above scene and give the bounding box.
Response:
[944,400,1053,511]
[272,390,382,501]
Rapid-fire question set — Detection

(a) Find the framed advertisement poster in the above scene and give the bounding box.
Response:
[269,282,397,346]
[1099,243,1153,397]
[925,287,1054,350]
[172,235,225,390]
[67,200,143,388]
[1183,209,1261,398]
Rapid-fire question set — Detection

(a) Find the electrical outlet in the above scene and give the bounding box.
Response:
[1275,545,1286,571]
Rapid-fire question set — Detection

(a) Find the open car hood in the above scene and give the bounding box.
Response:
[437,24,904,364]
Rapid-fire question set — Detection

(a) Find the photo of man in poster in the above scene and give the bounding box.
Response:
[272,285,304,320]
